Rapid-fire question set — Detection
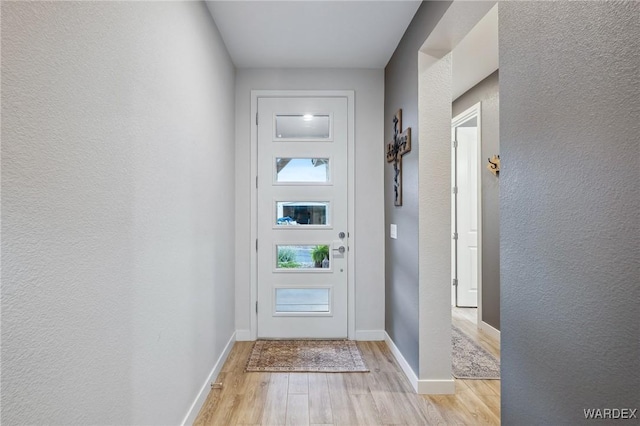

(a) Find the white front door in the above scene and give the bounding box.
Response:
[452,109,479,308]
[257,96,349,338]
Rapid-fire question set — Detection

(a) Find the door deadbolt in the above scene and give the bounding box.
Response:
[338,232,346,239]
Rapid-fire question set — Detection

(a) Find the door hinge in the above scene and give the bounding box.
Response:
[453,140,458,148]
[256,301,258,313]
[256,112,258,125]
[256,176,258,188]
[453,278,458,287]
[452,186,458,194]
[453,233,458,240]
[256,239,258,251]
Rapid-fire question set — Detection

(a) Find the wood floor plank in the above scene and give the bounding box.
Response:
[193,386,222,426]
[205,393,243,426]
[223,366,250,395]
[326,373,359,425]
[222,341,254,373]
[288,373,309,394]
[425,394,474,425]
[234,373,271,425]
[369,371,429,425]
[383,373,450,426]
[385,371,435,425]
[205,367,250,425]
[417,396,450,425]
[456,383,500,425]
[461,378,500,396]
[485,378,501,395]
[286,394,310,426]
[342,372,368,395]
[308,373,333,425]
[365,372,403,424]
[261,373,289,426]
[356,342,381,373]
[366,341,401,373]
[349,393,382,425]
[482,394,501,420]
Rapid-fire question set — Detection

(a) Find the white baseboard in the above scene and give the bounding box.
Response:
[237,329,384,341]
[479,320,501,342]
[417,379,456,394]
[384,332,455,395]
[181,332,236,426]
[235,329,253,341]
[384,332,419,393]
[355,329,385,341]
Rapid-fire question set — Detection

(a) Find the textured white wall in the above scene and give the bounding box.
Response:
[234,69,385,337]
[1,2,235,424]
[417,52,453,389]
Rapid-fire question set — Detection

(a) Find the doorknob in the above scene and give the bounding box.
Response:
[332,240,346,255]
[332,245,346,254]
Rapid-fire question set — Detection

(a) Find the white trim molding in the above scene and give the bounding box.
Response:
[451,102,483,315]
[355,330,385,341]
[479,320,501,342]
[385,332,419,392]
[181,332,236,426]
[417,379,456,394]
[385,332,455,395]
[235,329,252,342]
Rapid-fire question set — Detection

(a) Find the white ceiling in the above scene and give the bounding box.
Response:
[205,1,422,69]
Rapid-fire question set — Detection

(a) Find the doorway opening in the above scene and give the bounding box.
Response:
[415,1,499,393]
[452,104,481,309]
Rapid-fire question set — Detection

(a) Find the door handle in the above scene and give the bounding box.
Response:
[332,240,346,255]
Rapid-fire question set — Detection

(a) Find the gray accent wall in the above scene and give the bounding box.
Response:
[500,2,639,423]
[384,1,451,375]
[453,71,500,330]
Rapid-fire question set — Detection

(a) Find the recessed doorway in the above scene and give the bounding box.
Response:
[451,104,481,308]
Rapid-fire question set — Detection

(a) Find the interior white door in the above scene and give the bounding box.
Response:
[453,115,479,308]
[257,97,348,338]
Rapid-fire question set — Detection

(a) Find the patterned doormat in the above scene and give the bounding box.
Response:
[245,340,369,373]
[452,325,500,379]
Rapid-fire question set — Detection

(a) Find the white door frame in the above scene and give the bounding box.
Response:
[249,90,356,340]
[451,103,483,318]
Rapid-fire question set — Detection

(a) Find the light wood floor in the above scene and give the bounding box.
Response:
[194,308,500,425]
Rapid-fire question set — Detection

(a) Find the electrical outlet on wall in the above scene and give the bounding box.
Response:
[390,224,397,239]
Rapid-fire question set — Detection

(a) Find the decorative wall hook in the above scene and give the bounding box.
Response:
[487,155,500,176]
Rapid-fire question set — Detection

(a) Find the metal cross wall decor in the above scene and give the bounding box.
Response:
[386,109,411,206]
